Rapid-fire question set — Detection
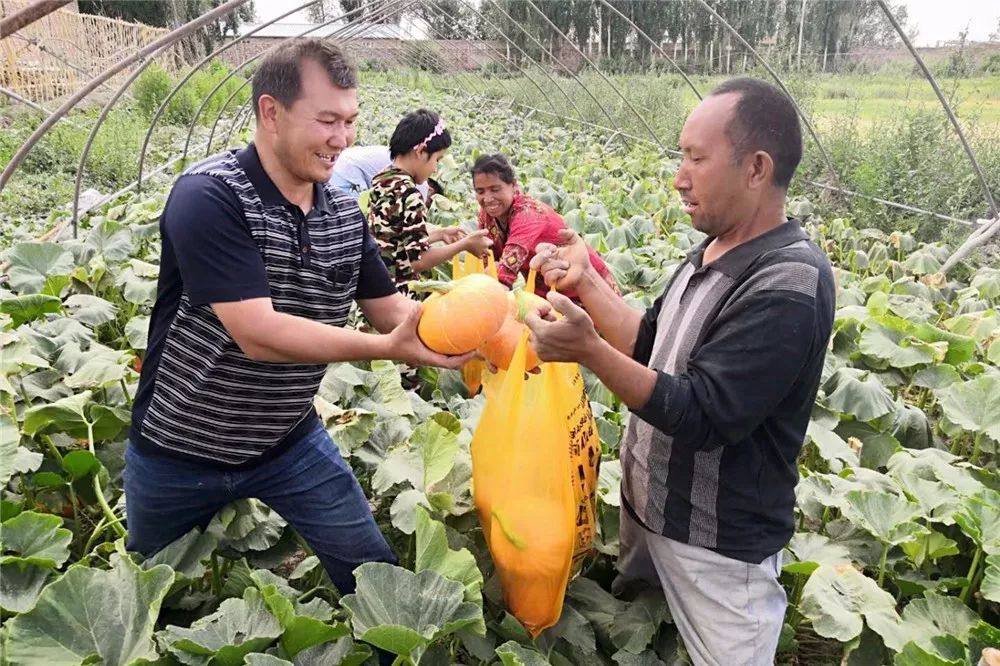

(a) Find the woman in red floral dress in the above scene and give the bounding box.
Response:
[471,153,617,299]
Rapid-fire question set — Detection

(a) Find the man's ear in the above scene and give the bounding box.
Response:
[747,150,775,190]
[256,95,281,133]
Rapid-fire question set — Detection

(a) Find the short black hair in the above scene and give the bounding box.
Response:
[389,109,452,159]
[470,153,516,184]
[251,38,357,119]
[710,78,802,189]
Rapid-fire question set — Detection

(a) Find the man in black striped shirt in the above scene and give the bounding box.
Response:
[125,39,472,602]
[528,79,835,665]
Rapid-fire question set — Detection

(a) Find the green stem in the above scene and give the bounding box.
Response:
[211,553,222,596]
[877,542,890,588]
[297,584,329,604]
[916,387,930,412]
[119,378,133,409]
[969,432,984,466]
[86,419,126,538]
[19,476,36,510]
[82,510,126,555]
[67,483,82,555]
[960,545,983,604]
[41,435,64,466]
[949,433,966,456]
[83,516,107,555]
[4,391,19,420]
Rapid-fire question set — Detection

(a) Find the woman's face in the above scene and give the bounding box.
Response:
[473,171,516,221]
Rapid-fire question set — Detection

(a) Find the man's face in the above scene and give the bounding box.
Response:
[674,93,750,238]
[271,59,359,185]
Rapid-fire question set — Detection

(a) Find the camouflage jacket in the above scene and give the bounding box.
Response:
[367,166,430,292]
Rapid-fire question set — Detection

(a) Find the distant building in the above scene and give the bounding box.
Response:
[220,21,497,73]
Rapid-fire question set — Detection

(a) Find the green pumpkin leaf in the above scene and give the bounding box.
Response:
[784,532,853,575]
[6,242,75,294]
[800,563,900,644]
[6,552,174,665]
[0,294,63,326]
[414,506,483,602]
[160,587,282,666]
[935,376,1000,441]
[823,368,895,422]
[341,563,484,661]
[842,490,928,546]
[0,511,72,569]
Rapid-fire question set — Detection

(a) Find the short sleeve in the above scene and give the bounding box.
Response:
[162,175,270,306]
[355,217,399,300]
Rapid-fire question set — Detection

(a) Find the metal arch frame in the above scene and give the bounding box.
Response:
[686,0,842,192]
[520,0,665,151]
[0,0,250,194]
[480,0,620,134]
[182,0,423,161]
[595,0,702,102]
[577,2,982,230]
[72,54,166,233]
[75,0,408,233]
[197,0,493,157]
[372,0,569,123]
[424,0,563,118]
[135,0,368,199]
[455,0,587,122]
[196,0,504,158]
[477,96,979,229]
[173,0,607,164]
[206,0,592,147]
[874,0,996,220]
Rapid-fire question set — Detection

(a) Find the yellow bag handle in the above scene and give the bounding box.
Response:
[526,267,538,294]
[453,248,499,282]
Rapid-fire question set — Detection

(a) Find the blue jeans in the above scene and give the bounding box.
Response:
[124,422,397,595]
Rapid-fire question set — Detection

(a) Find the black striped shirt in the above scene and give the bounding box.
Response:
[130,144,396,467]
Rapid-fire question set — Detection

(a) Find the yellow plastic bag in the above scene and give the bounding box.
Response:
[450,250,497,280]
[451,251,498,396]
[471,332,600,637]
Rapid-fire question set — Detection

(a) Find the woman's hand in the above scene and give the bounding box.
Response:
[459,229,494,257]
[428,226,467,244]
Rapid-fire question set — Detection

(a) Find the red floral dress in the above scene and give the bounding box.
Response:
[478,191,618,298]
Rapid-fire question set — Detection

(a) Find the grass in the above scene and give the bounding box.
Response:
[409,69,1000,238]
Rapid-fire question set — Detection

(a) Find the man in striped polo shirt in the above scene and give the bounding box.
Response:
[527,78,835,665]
[125,39,473,599]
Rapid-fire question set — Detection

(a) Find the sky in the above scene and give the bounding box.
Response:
[251,0,1000,48]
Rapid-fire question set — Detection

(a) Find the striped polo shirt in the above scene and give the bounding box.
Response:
[130,144,397,467]
[623,220,835,564]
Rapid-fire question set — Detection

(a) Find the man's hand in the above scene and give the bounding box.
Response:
[530,228,592,291]
[384,304,478,369]
[523,291,602,364]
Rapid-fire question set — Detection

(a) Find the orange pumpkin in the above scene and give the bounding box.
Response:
[489,497,575,637]
[416,274,509,354]
[479,290,550,371]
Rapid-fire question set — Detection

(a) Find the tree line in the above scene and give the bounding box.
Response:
[76,0,915,73]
